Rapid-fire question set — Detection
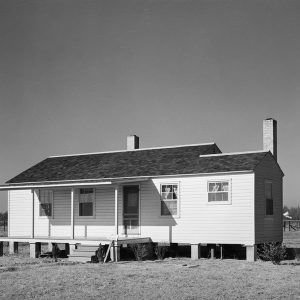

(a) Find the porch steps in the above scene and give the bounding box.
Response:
[68,245,99,263]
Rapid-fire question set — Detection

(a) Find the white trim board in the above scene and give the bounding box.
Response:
[199,150,268,157]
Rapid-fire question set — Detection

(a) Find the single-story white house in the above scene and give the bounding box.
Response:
[0,118,283,262]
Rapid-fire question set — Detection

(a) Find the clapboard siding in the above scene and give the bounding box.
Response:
[255,156,283,243]
[74,187,115,238]
[34,190,49,237]
[50,189,71,237]
[32,186,120,239]
[8,190,32,237]
[140,173,255,244]
[8,172,256,245]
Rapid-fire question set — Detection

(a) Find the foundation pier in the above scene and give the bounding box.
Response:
[191,244,201,260]
[9,241,18,254]
[30,242,41,258]
[246,245,257,262]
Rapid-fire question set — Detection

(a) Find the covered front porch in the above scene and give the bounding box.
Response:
[3,178,152,261]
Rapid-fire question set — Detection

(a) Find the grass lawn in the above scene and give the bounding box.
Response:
[0,248,299,300]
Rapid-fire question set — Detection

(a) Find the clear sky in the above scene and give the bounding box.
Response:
[0,0,299,211]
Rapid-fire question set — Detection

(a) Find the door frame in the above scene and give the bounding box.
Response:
[122,184,141,236]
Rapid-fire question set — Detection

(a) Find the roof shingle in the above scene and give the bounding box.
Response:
[5,144,269,185]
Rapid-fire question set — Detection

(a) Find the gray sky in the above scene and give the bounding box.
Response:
[0,0,299,211]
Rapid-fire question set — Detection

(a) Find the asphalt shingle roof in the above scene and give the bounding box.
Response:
[5,143,270,185]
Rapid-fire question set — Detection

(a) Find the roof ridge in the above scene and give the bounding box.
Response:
[199,150,268,157]
[48,142,216,158]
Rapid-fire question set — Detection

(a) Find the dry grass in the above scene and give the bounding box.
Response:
[0,250,299,300]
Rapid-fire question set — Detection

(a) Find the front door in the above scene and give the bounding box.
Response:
[123,186,140,235]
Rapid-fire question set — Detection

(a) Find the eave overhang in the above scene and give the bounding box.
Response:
[0,170,254,190]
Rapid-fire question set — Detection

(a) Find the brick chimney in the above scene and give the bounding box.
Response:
[263,118,277,160]
[127,135,139,150]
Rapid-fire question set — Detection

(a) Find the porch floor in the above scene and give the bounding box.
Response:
[0,236,152,246]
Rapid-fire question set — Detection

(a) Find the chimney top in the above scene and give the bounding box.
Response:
[127,135,139,150]
[263,118,277,160]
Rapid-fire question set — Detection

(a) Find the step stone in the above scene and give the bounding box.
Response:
[68,244,101,263]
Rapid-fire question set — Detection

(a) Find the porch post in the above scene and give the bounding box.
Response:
[31,189,34,238]
[71,188,75,239]
[114,185,120,262]
[114,185,118,237]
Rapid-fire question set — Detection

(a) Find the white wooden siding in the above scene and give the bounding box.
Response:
[74,187,115,238]
[8,172,256,245]
[50,189,71,237]
[34,190,49,237]
[254,155,283,243]
[140,174,255,245]
[8,190,32,237]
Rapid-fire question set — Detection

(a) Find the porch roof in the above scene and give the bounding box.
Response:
[0,143,274,189]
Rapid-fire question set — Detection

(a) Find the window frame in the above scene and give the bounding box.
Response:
[38,189,54,218]
[78,188,96,218]
[160,183,180,218]
[265,180,274,217]
[207,180,232,205]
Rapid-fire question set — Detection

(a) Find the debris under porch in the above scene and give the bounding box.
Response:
[0,237,257,262]
[0,236,153,263]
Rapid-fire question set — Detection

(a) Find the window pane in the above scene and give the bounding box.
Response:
[266,198,273,215]
[266,182,272,199]
[208,193,216,202]
[216,192,228,201]
[161,192,168,200]
[208,192,228,202]
[209,182,229,192]
[124,193,139,214]
[221,182,228,191]
[173,186,178,198]
[161,185,170,193]
[124,219,139,234]
[79,202,93,216]
[209,182,221,192]
[40,203,52,217]
[162,185,178,199]
[161,200,177,216]
[79,188,94,203]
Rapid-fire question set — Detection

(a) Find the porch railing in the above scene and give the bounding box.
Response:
[283,220,300,231]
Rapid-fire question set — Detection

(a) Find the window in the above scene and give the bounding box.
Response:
[39,190,53,217]
[79,188,95,217]
[208,181,230,202]
[161,184,178,216]
[265,181,273,216]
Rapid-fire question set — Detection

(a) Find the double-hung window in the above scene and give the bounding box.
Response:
[208,181,230,203]
[79,188,95,217]
[39,189,53,217]
[160,184,179,216]
[265,181,273,216]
